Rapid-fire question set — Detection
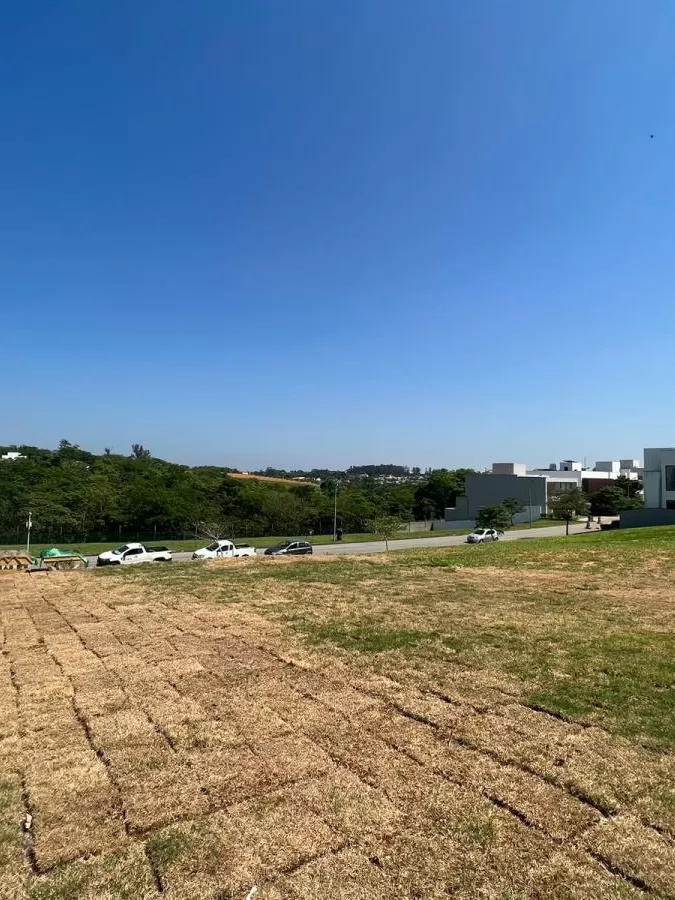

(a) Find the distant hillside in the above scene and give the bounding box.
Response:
[230,472,320,487]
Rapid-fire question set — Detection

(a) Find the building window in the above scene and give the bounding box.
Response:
[666,467,675,491]
[667,501,675,511]
[547,481,574,495]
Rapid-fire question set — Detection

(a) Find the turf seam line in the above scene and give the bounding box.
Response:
[367,724,649,895]
[224,660,410,838]
[153,722,178,751]
[389,702,439,730]
[270,661,576,851]
[278,838,352,879]
[586,850,654,895]
[37,593,134,841]
[525,701,593,729]
[238,637,616,835]
[278,651,617,831]
[485,794,541,832]
[442,730,617,820]
[66,681,133,836]
[341,678,674,878]
[285,661,616,846]
[126,770,320,839]
[144,844,166,894]
[336,665,618,825]
[6,654,39,876]
[424,682,530,714]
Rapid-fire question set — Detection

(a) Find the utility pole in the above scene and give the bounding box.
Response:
[528,486,532,528]
[26,512,33,555]
[333,480,341,542]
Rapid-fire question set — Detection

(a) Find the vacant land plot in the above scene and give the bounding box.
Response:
[1,528,675,898]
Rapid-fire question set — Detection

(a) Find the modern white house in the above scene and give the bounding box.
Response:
[642,448,675,509]
[442,458,642,529]
[526,460,640,493]
[0,451,25,461]
[619,448,675,528]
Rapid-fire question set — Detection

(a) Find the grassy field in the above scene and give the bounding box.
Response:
[0,518,571,558]
[1,526,672,898]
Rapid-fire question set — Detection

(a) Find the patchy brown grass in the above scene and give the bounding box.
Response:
[1,536,675,897]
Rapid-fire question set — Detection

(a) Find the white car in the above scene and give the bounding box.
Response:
[97,543,172,566]
[466,528,500,544]
[192,540,256,560]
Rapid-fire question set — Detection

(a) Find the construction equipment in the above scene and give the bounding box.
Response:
[0,550,35,571]
[0,548,89,572]
[38,548,89,570]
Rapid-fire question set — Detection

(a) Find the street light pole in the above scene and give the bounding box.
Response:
[333,480,341,542]
[26,512,32,555]
[528,486,532,528]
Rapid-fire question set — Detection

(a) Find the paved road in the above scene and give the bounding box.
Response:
[86,522,599,568]
[314,522,596,555]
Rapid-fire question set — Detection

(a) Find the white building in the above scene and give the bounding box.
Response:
[619,448,675,528]
[642,448,675,509]
[0,451,25,461]
[526,459,640,493]
[442,457,642,529]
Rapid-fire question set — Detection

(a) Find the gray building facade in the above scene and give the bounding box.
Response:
[444,473,547,524]
[620,448,675,527]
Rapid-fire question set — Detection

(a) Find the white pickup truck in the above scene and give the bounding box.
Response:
[96,543,173,566]
[192,540,256,560]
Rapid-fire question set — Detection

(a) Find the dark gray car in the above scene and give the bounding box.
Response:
[264,540,313,556]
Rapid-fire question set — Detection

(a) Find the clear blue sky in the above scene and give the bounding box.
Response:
[2,1,673,470]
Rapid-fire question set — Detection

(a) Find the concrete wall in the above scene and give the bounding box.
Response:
[437,519,475,531]
[512,507,544,524]
[404,520,446,532]
[620,508,675,528]
[444,496,470,521]
[441,508,543,528]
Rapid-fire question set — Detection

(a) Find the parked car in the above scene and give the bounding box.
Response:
[264,540,313,556]
[96,543,172,566]
[466,528,500,544]
[192,540,256,560]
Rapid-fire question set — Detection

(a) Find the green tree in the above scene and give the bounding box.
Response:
[370,515,405,551]
[337,487,376,533]
[549,488,588,535]
[420,497,436,527]
[621,495,644,510]
[0,442,446,543]
[413,469,474,519]
[475,505,512,533]
[502,496,525,525]
[589,486,642,517]
[613,475,642,500]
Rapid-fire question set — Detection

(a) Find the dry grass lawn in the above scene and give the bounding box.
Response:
[1,529,675,898]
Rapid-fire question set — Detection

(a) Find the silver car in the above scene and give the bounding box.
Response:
[466,528,499,544]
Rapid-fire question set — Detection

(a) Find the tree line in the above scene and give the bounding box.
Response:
[0,442,473,544]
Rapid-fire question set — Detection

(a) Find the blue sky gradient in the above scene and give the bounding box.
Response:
[2,1,673,469]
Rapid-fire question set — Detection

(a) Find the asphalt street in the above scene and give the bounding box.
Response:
[86,522,598,568]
